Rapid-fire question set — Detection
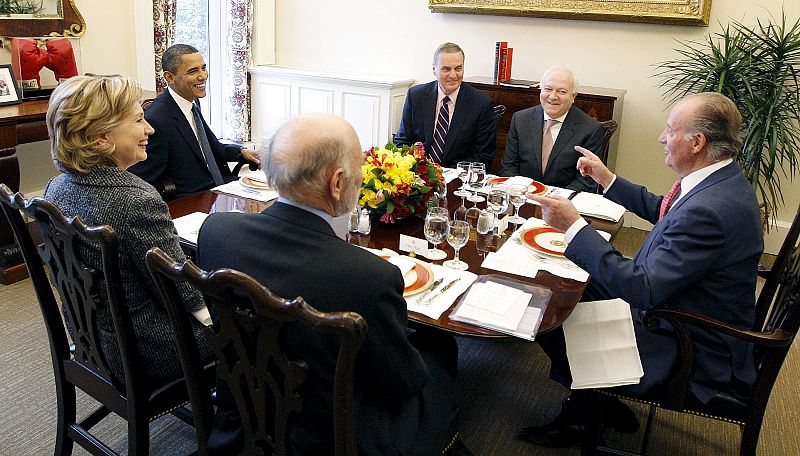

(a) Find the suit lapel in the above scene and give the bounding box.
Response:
[423,82,437,145]
[544,107,578,176]
[532,108,545,176]
[636,162,740,260]
[165,94,206,163]
[444,85,469,156]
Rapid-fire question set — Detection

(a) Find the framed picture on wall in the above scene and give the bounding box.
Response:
[0,65,22,106]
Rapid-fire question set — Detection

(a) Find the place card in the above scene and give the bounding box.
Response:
[399,234,428,255]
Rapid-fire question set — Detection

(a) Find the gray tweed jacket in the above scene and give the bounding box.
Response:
[44,165,211,387]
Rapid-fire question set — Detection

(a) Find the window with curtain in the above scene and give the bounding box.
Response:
[175,0,223,134]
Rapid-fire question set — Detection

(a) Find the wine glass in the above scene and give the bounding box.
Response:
[423,206,450,260]
[507,183,528,225]
[466,163,486,203]
[444,220,470,270]
[453,161,471,197]
[486,185,510,233]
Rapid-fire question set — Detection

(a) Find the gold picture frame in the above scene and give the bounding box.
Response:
[429,0,712,26]
[0,0,86,37]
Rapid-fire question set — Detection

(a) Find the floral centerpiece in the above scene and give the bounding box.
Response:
[358,142,444,223]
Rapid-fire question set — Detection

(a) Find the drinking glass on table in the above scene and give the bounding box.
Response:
[486,185,510,233]
[444,220,470,270]
[453,161,471,197]
[507,183,528,225]
[466,163,486,203]
[423,206,450,260]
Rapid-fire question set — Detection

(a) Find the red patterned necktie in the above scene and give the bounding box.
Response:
[430,96,450,164]
[541,119,559,173]
[659,179,682,220]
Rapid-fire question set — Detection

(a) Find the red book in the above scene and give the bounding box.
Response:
[503,48,513,81]
[498,42,508,84]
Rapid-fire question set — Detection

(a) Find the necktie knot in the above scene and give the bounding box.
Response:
[659,179,683,220]
[545,119,559,130]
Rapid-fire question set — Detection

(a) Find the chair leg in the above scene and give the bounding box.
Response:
[739,421,762,456]
[127,414,150,456]
[639,404,657,456]
[54,382,76,456]
[581,393,604,456]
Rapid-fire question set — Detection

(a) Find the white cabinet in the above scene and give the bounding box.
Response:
[249,66,414,150]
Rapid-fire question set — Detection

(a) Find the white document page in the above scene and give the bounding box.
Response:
[571,192,626,222]
[172,211,210,244]
[453,282,531,331]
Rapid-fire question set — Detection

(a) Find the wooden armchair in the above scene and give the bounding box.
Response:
[0,184,203,455]
[145,247,367,456]
[594,120,619,193]
[582,204,800,456]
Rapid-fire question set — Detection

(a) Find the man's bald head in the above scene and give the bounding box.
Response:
[264,114,362,214]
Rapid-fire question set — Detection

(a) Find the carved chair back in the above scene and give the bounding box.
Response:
[146,247,367,456]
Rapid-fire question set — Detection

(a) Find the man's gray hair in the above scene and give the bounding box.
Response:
[433,42,464,65]
[540,66,579,95]
[683,92,743,160]
[162,44,199,74]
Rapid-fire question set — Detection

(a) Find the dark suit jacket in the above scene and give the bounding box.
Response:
[44,165,212,389]
[197,202,457,455]
[500,105,603,191]
[567,162,762,402]
[394,81,496,167]
[129,91,242,198]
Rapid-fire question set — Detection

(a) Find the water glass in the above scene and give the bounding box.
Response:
[454,161,471,197]
[487,185,510,218]
[444,220,470,270]
[507,183,528,225]
[466,163,486,203]
[423,206,450,260]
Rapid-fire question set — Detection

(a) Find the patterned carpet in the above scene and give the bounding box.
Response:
[1,227,798,455]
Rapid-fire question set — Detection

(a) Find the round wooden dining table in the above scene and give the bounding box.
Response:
[168,178,623,337]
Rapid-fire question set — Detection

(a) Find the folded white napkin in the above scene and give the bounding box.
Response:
[387,256,415,276]
[571,191,626,222]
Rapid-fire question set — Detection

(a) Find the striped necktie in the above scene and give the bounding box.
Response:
[192,104,224,186]
[659,179,682,220]
[430,96,450,164]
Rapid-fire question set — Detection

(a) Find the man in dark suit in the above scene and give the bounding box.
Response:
[129,44,259,198]
[519,92,763,448]
[394,42,496,167]
[197,114,471,456]
[500,66,603,192]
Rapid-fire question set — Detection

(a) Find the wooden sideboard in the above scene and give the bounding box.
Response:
[0,98,51,284]
[465,76,625,174]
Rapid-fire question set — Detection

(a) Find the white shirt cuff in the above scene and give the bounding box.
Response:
[602,175,617,194]
[564,218,589,244]
[192,306,213,326]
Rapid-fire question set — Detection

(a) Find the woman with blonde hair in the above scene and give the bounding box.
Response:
[44,75,211,387]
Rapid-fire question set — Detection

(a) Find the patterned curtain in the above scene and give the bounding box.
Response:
[153,0,177,92]
[223,0,254,142]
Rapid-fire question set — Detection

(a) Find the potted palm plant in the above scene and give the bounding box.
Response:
[654,12,800,224]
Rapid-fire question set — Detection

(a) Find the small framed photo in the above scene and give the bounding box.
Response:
[0,64,22,106]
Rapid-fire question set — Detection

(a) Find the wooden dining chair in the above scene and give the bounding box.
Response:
[0,184,203,456]
[581,204,800,456]
[145,246,367,456]
[594,120,619,193]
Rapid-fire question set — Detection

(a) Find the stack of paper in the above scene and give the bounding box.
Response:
[212,181,279,202]
[173,212,210,245]
[562,299,644,389]
[450,275,551,340]
[570,192,626,222]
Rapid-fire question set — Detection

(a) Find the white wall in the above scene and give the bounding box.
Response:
[269,0,800,246]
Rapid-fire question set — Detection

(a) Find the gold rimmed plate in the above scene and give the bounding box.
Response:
[239,176,270,190]
[381,255,435,296]
[519,226,567,257]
